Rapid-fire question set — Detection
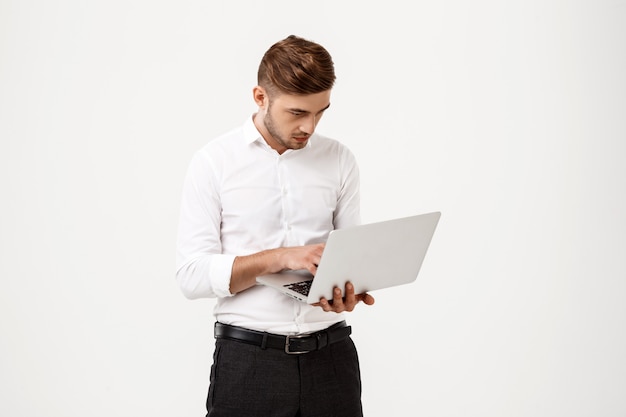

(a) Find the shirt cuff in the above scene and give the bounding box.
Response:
[210,254,237,297]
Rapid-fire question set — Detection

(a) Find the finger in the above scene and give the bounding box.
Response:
[360,293,375,305]
[318,297,332,312]
[343,282,357,311]
[332,286,345,312]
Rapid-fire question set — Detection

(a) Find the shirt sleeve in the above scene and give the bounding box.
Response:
[333,146,361,230]
[175,150,235,299]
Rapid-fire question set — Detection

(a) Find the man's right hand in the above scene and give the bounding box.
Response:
[230,243,325,294]
[272,243,325,276]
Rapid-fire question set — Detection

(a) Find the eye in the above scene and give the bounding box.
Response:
[290,111,304,116]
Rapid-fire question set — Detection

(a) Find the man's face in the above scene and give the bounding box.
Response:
[256,89,331,154]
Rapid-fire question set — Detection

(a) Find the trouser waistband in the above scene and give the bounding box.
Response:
[214,321,351,354]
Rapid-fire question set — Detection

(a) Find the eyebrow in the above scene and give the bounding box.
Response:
[288,103,331,114]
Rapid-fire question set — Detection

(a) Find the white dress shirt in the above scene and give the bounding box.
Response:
[176,115,361,335]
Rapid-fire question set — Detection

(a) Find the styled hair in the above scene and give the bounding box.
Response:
[258,35,336,97]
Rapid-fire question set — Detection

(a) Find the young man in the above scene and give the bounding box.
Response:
[176,35,374,417]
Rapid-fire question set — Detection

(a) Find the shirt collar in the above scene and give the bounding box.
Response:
[243,115,263,145]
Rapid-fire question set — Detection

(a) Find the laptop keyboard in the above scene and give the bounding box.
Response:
[284,280,312,296]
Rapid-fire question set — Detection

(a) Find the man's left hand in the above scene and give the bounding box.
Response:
[314,282,375,312]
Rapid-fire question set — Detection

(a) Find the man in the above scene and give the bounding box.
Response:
[176,35,375,417]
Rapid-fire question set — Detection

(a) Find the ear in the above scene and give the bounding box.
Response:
[252,86,267,108]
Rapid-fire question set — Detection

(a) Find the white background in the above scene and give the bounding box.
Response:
[1,1,625,416]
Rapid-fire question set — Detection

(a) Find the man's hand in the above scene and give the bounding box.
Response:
[275,243,325,276]
[231,243,325,294]
[315,282,375,313]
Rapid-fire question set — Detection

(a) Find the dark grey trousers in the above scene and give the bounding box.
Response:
[205,336,363,417]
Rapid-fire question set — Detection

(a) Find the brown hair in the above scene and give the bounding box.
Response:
[258,35,336,97]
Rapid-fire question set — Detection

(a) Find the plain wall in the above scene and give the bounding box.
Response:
[1,1,624,416]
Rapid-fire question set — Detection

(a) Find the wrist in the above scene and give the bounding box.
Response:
[263,247,286,273]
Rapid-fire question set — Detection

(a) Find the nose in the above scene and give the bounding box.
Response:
[299,115,317,135]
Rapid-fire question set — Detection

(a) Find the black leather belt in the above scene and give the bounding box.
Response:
[214,321,351,355]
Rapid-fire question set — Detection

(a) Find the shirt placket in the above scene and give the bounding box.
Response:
[276,155,307,325]
[277,155,296,247]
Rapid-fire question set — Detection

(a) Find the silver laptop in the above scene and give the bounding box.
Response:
[256,211,441,303]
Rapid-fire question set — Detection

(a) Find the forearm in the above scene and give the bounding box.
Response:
[230,249,281,294]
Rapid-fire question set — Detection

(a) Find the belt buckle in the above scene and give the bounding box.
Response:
[285,334,310,355]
